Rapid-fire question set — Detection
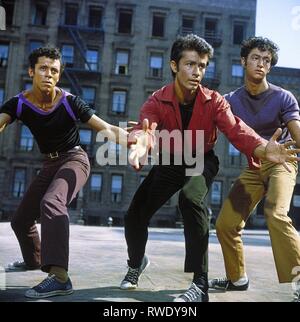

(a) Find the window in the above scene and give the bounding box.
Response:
[112,91,126,114]
[108,142,122,157]
[149,53,163,78]
[118,10,132,34]
[231,62,244,85]
[228,143,242,166]
[205,18,217,37]
[19,125,34,151]
[152,14,165,37]
[2,0,14,26]
[205,61,215,79]
[88,6,102,28]
[65,3,78,26]
[90,173,102,201]
[12,168,26,198]
[182,17,194,34]
[29,41,43,53]
[32,2,47,25]
[24,83,32,90]
[211,181,222,205]
[115,50,129,75]
[233,22,245,45]
[82,87,95,105]
[0,87,4,104]
[0,43,9,67]
[62,45,74,67]
[79,128,92,154]
[85,50,98,71]
[111,175,123,203]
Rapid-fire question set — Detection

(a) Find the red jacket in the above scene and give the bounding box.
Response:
[136,83,264,169]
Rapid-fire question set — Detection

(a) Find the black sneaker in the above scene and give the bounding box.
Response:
[209,277,249,291]
[120,255,150,290]
[292,290,300,302]
[173,283,209,302]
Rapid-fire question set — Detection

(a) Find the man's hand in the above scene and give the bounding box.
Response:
[264,128,300,172]
[128,119,157,170]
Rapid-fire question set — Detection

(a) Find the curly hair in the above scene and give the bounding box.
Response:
[240,36,279,66]
[28,46,64,73]
[170,34,214,77]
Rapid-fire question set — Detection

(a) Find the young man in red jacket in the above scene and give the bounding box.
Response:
[120,34,299,302]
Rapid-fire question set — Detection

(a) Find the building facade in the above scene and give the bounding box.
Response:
[0,0,299,228]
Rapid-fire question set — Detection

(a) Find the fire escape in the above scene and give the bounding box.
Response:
[58,23,104,96]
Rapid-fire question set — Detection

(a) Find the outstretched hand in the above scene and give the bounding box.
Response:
[128,119,157,170]
[265,128,300,172]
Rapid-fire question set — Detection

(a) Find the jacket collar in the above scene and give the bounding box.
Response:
[157,83,212,105]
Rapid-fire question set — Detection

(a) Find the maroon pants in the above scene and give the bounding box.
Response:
[11,147,90,272]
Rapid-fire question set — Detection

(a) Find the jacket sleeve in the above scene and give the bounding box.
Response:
[213,92,265,169]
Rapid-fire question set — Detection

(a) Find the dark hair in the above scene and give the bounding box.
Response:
[240,36,279,66]
[170,34,214,77]
[28,46,64,73]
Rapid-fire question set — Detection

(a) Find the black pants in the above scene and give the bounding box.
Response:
[124,150,219,273]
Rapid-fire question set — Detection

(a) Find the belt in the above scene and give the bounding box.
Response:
[45,146,81,159]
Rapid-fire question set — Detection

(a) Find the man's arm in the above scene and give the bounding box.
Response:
[0,113,11,133]
[87,114,129,147]
[287,120,300,148]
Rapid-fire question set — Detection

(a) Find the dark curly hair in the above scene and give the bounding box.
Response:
[28,46,64,74]
[170,34,214,77]
[240,36,279,66]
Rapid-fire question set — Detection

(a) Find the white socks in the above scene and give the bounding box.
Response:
[232,274,248,286]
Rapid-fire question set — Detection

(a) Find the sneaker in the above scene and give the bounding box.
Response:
[6,260,40,272]
[120,255,150,290]
[173,283,209,302]
[208,277,249,291]
[292,290,300,302]
[25,275,73,298]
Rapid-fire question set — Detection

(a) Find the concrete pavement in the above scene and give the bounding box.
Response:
[0,222,297,302]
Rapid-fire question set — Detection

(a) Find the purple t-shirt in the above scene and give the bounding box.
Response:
[225,83,300,143]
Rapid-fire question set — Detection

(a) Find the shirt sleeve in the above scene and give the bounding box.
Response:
[280,90,300,124]
[0,97,19,123]
[67,95,95,123]
[213,92,265,169]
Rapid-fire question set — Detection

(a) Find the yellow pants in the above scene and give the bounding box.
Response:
[216,160,300,283]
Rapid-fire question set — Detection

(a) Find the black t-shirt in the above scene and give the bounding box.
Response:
[179,101,194,130]
[0,90,95,154]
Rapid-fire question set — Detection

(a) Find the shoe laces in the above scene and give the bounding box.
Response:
[212,277,229,288]
[36,275,56,290]
[180,283,204,302]
[124,267,139,284]
[293,290,300,302]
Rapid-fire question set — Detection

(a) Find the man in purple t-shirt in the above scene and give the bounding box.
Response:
[209,37,300,302]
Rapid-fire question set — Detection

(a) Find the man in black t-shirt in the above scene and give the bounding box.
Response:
[0,46,151,299]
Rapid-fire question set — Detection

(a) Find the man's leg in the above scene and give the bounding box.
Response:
[40,156,90,273]
[10,166,56,269]
[121,165,185,290]
[124,165,185,268]
[25,153,90,299]
[174,151,219,302]
[263,161,300,283]
[215,168,265,284]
